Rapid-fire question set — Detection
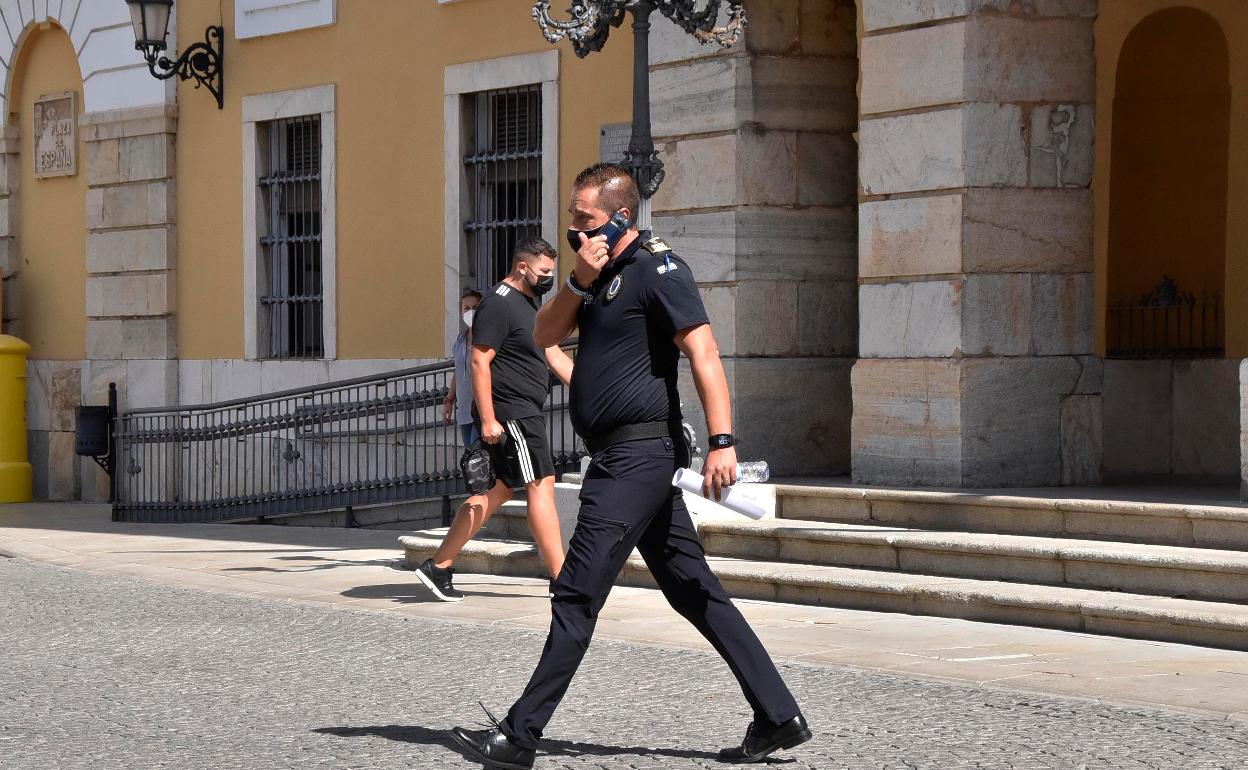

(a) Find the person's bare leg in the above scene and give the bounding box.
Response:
[525,476,564,578]
[434,482,513,568]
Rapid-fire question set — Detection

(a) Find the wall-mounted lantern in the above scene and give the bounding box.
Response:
[125,0,224,109]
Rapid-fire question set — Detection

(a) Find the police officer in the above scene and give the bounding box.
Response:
[450,163,810,768]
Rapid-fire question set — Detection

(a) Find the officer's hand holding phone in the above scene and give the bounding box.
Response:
[574,231,611,287]
[703,445,739,502]
[482,418,505,445]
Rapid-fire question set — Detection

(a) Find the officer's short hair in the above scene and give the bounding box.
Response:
[574,163,640,221]
[513,236,557,266]
[460,287,482,301]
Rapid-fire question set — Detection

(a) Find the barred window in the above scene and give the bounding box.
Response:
[463,85,542,289]
[257,115,324,359]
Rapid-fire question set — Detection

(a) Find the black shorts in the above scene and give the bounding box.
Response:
[488,414,555,489]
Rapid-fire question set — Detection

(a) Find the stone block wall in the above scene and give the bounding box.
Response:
[852,0,1100,487]
[26,360,83,500]
[652,0,859,476]
[1101,358,1241,482]
[1242,360,1248,499]
[76,105,180,501]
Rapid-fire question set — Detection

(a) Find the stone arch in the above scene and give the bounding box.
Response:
[1106,7,1230,354]
[0,0,172,119]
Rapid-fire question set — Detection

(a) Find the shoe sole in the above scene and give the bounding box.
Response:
[413,568,464,603]
[719,728,813,764]
[449,730,533,770]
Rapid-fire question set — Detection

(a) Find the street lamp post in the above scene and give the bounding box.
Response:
[533,0,745,227]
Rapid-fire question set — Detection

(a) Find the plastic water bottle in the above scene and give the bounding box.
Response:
[736,461,770,483]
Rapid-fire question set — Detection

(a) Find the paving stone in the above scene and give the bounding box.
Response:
[4,557,1247,769]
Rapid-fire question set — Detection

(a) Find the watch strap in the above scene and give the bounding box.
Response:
[566,273,593,300]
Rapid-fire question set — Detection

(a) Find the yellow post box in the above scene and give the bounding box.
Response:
[0,334,32,502]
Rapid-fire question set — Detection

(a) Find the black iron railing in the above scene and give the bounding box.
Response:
[1107,277,1224,359]
[111,345,582,524]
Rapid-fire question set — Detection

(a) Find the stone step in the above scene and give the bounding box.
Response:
[697,517,1248,604]
[481,500,532,541]
[397,529,1248,651]
[775,485,1248,550]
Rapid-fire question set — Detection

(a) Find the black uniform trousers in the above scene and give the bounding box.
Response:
[500,436,801,750]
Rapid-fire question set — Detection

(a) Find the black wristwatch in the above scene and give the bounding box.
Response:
[707,434,738,450]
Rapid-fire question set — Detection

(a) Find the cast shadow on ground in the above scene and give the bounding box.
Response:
[313,724,788,764]
[339,583,541,603]
[221,555,397,573]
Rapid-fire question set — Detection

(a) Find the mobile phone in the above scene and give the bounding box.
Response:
[600,210,632,252]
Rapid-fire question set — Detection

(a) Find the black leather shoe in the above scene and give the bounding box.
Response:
[449,703,535,770]
[717,714,812,764]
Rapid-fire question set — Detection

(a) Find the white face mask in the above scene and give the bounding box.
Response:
[462,309,475,328]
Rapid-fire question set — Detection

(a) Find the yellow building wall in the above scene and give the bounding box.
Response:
[7,23,86,360]
[1095,2,1248,357]
[176,1,632,361]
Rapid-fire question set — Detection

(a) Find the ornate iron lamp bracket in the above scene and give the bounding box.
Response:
[532,1,746,202]
[533,1,745,56]
[138,26,225,109]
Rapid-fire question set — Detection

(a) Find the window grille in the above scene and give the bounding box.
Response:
[258,115,324,359]
[463,85,542,289]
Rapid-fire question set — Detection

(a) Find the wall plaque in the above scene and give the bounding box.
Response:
[34,91,76,179]
[600,122,631,164]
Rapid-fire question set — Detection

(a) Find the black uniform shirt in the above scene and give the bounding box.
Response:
[570,232,709,438]
[471,282,549,421]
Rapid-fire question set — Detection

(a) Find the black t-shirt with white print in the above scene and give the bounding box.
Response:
[471,281,549,421]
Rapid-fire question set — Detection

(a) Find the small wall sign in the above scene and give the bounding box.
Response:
[34,91,76,179]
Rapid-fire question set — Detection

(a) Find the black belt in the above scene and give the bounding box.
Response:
[584,420,677,455]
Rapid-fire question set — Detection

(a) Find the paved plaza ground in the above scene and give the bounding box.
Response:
[4,504,1248,768]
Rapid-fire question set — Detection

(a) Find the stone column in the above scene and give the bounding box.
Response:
[79,105,179,501]
[1241,360,1247,500]
[852,0,1100,487]
[0,126,18,336]
[651,0,859,476]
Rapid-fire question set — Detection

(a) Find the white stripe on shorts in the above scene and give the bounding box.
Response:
[507,420,536,484]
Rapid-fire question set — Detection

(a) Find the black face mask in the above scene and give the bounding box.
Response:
[530,274,555,297]
[566,221,607,253]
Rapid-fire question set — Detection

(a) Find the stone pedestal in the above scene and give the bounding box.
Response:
[852,1,1099,487]
[651,0,859,476]
[79,105,179,501]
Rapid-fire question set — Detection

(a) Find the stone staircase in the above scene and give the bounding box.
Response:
[399,483,1248,650]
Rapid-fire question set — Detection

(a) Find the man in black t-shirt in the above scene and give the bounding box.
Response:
[413,237,573,603]
[450,167,808,768]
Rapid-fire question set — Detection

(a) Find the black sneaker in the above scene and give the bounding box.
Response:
[414,558,464,602]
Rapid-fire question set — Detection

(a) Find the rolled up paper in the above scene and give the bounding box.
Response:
[672,467,768,520]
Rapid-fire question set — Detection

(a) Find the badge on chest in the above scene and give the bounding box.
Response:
[605,274,623,303]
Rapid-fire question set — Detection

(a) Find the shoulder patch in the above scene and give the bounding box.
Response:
[495,284,511,297]
[640,237,673,255]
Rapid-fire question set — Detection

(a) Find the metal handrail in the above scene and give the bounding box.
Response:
[112,342,583,524]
